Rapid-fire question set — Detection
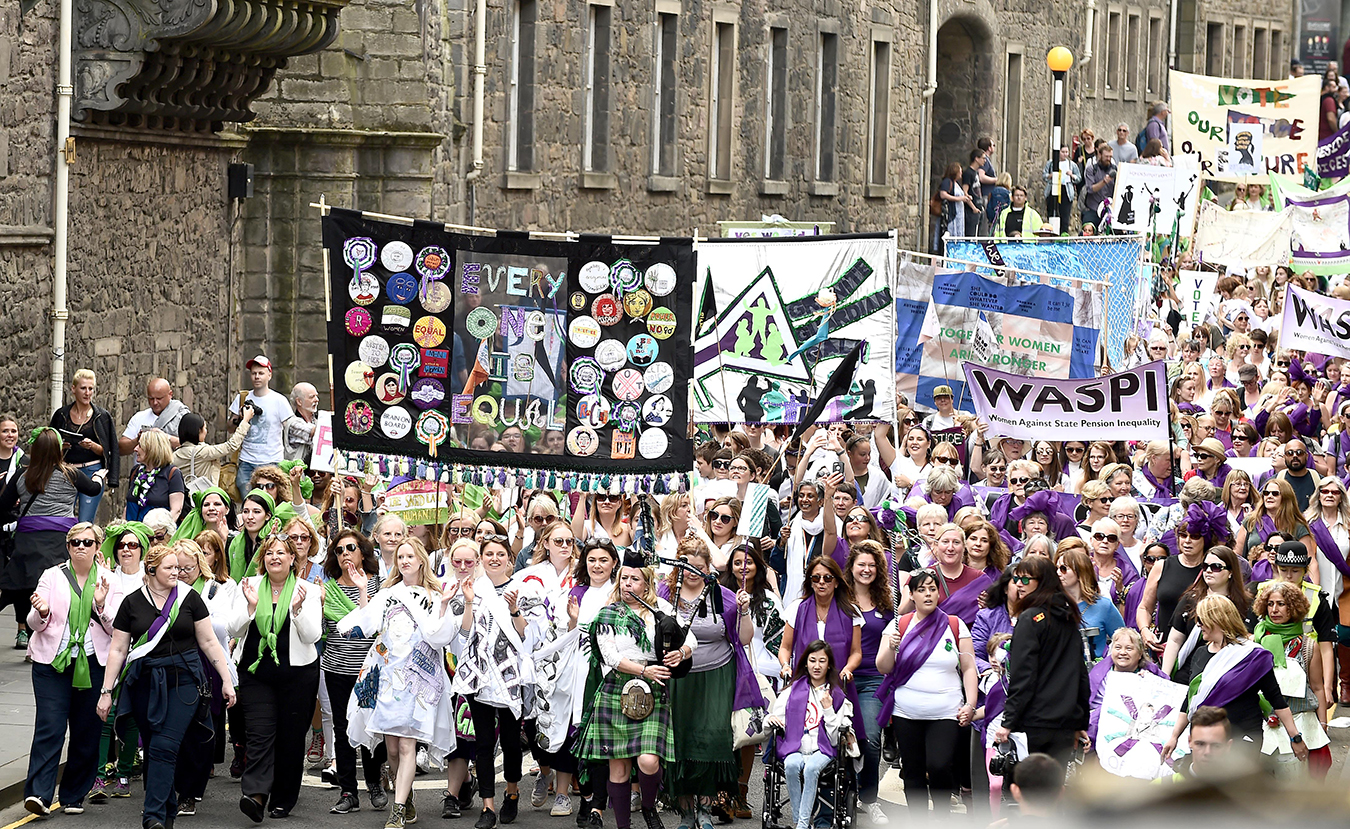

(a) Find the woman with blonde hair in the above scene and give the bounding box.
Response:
[339,536,455,828]
[654,493,694,559]
[1235,477,1315,571]
[1161,594,1304,754]
[123,430,185,523]
[49,368,117,524]
[1055,547,1124,658]
[571,493,634,550]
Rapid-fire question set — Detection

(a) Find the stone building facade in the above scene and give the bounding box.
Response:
[0,0,1299,502]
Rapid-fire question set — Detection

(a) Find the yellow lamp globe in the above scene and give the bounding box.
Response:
[1047,47,1074,72]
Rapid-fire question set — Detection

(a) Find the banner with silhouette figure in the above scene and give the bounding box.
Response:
[1108,163,1201,235]
[690,233,896,424]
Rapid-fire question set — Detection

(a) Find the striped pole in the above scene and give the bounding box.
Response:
[1050,69,1066,234]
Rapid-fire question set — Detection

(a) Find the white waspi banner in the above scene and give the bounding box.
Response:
[1279,283,1350,359]
[962,360,1169,442]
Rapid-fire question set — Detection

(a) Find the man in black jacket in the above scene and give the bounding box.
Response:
[994,555,1090,766]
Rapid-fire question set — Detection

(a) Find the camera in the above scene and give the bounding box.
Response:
[988,741,1020,778]
[246,401,264,418]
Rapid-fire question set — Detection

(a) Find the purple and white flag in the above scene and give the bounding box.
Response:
[962,360,1169,442]
[1279,283,1350,360]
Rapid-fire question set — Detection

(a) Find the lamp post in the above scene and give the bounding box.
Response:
[1047,47,1074,235]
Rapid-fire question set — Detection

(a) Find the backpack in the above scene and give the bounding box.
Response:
[895,611,963,643]
[1135,125,1149,155]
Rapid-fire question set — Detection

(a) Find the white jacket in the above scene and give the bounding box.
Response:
[226,575,324,667]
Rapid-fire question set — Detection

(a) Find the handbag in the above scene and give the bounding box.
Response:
[184,451,216,496]
[929,189,943,217]
[621,677,655,721]
[731,668,776,749]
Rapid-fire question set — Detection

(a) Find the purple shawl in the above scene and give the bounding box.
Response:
[1087,659,1169,741]
[1193,642,1276,709]
[789,595,860,727]
[1010,491,1079,541]
[1308,517,1350,580]
[922,485,975,520]
[1251,558,1272,582]
[777,678,846,759]
[938,569,994,625]
[1122,577,1149,630]
[656,582,765,711]
[1141,465,1176,499]
[1108,551,1141,591]
[1177,401,1204,416]
[1212,428,1233,451]
[1200,463,1233,490]
[873,610,953,729]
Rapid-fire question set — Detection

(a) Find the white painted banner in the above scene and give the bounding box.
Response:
[1096,670,1189,780]
[1177,269,1220,331]
[1109,163,1201,235]
[1193,200,1294,268]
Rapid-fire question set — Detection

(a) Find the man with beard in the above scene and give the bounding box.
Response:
[1273,439,1322,512]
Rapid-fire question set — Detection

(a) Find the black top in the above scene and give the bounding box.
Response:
[1005,207,1025,236]
[62,418,100,465]
[1184,645,1287,735]
[0,454,13,479]
[113,587,209,659]
[1167,596,1258,685]
[1002,601,1091,732]
[240,611,293,677]
[126,465,186,516]
[1155,555,1203,636]
[49,404,119,489]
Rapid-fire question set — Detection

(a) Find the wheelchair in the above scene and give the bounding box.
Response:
[761,725,858,829]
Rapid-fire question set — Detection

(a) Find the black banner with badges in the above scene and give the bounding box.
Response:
[323,209,695,474]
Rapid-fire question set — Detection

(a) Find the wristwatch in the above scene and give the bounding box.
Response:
[1290,733,1304,744]
[99,688,113,696]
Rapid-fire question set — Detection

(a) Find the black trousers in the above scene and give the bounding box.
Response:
[239,662,320,812]
[891,717,959,816]
[1024,727,1077,767]
[325,671,388,796]
[469,696,522,801]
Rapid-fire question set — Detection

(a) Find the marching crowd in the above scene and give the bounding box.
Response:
[2,305,1349,829]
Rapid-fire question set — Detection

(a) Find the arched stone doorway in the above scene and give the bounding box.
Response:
[930,16,999,229]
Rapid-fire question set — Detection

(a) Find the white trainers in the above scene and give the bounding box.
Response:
[416,746,431,774]
[550,795,573,817]
[864,802,889,825]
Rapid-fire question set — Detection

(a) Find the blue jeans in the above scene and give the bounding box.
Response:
[76,462,103,523]
[853,673,884,803]
[128,667,200,824]
[27,661,106,807]
[236,460,262,503]
[784,752,831,829]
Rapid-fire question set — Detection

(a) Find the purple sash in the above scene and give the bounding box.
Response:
[1110,551,1141,591]
[1142,466,1175,499]
[1122,578,1149,630]
[1251,558,1272,583]
[792,596,852,665]
[777,678,846,759]
[146,585,180,642]
[656,582,765,711]
[1194,644,1276,709]
[16,515,78,533]
[1308,518,1350,580]
[937,570,993,624]
[872,610,953,729]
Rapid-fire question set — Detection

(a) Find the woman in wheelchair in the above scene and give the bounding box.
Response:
[766,641,855,829]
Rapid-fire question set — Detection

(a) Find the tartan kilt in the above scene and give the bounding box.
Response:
[575,671,674,762]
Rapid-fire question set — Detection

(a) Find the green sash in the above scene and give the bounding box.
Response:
[249,574,297,673]
[51,564,96,689]
[323,579,358,622]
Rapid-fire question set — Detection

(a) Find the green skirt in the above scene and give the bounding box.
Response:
[575,670,675,762]
[668,661,739,798]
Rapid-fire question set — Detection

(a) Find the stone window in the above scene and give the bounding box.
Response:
[1253,26,1269,80]
[1232,24,1248,78]
[1147,14,1165,95]
[815,31,838,183]
[508,0,537,172]
[1105,10,1121,94]
[709,18,737,185]
[1205,23,1224,76]
[1125,12,1140,97]
[1002,50,1024,185]
[1270,27,1283,79]
[584,4,613,173]
[652,12,679,178]
[867,38,891,189]
[765,26,788,182]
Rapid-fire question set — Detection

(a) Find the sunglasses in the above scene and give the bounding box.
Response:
[1010,575,1035,585]
[1092,532,1119,543]
[1065,446,1085,454]
[1202,562,1229,573]
[934,457,961,466]
[337,542,360,554]
[287,533,309,543]
[257,482,278,490]
[1009,476,1030,485]
[809,573,836,584]
[1142,554,1168,564]
[1320,488,1341,495]
[596,494,623,503]
[712,460,732,470]
[903,416,919,424]
[1213,409,1232,415]
[710,512,735,524]
[116,540,142,550]
[1285,449,1307,457]
[1276,361,1291,367]
[68,538,98,549]
[1056,564,1072,574]
[549,537,575,547]
[1263,490,1282,497]
[1264,542,1282,551]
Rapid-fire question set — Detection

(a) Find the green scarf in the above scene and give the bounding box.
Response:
[1253,617,1305,669]
[172,487,232,543]
[323,579,358,622]
[249,573,297,673]
[51,564,96,689]
[228,489,280,581]
[100,522,152,568]
[192,576,207,593]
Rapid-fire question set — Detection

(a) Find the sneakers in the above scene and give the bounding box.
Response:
[550,795,573,817]
[499,792,519,825]
[15,630,30,650]
[111,777,132,798]
[641,808,664,829]
[178,798,196,816]
[405,799,418,825]
[630,791,641,813]
[863,802,888,826]
[417,747,431,775]
[333,793,361,814]
[90,776,109,804]
[442,793,462,819]
[63,802,84,815]
[531,772,552,808]
[386,804,408,829]
[697,808,714,829]
[370,787,390,810]
[457,776,477,811]
[473,809,497,829]
[322,764,339,788]
[307,730,326,766]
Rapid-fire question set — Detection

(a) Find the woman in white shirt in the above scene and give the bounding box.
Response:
[874,570,978,819]
[766,641,854,829]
